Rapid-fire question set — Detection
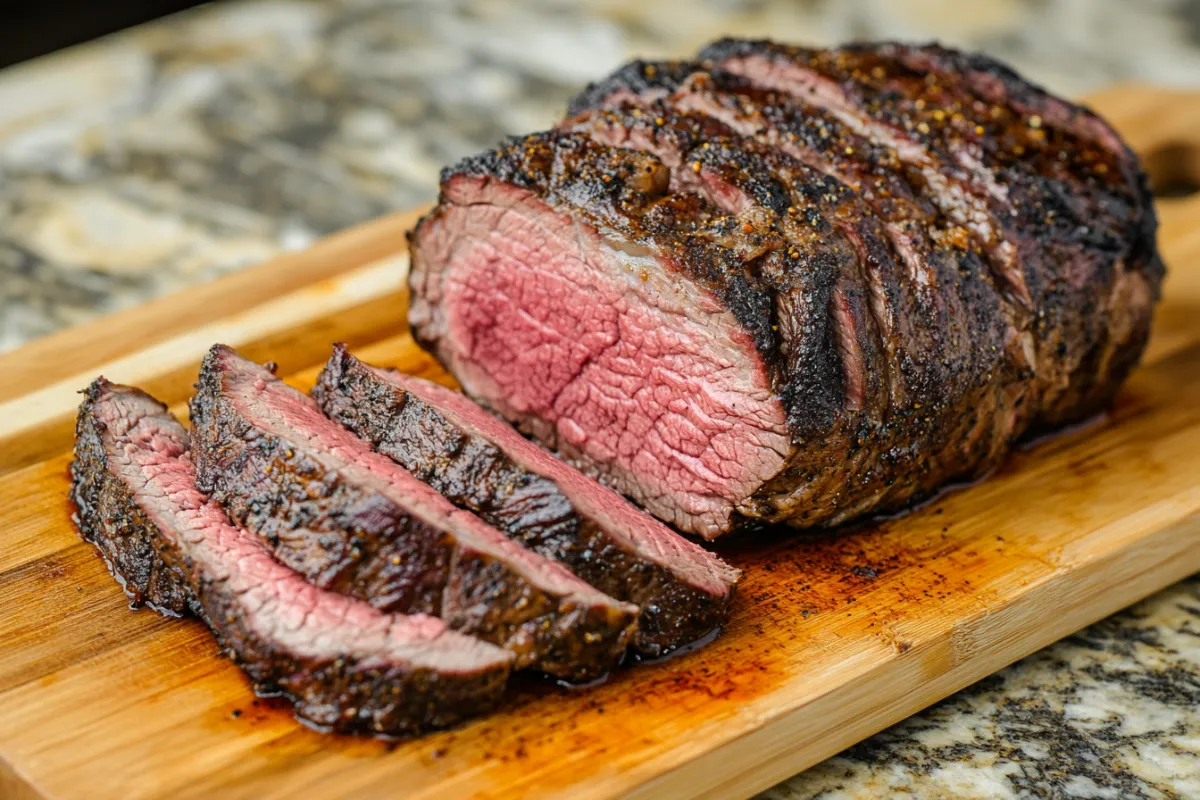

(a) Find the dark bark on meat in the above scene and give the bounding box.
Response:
[312,344,739,656]
[189,345,638,681]
[696,38,1161,425]
[71,379,512,736]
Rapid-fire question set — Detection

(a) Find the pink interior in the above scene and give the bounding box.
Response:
[413,179,790,538]
[378,368,740,593]
[93,388,503,670]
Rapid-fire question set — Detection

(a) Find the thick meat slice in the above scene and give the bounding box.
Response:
[189,345,638,681]
[410,40,1161,538]
[410,131,795,538]
[71,379,512,736]
[312,344,741,656]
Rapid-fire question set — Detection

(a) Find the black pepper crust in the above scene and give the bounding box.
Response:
[411,38,1161,535]
[312,344,737,657]
[559,99,1024,526]
[71,381,191,615]
[567,59,700,118]
[71,379,510,737]
[695,38,1161,424]
[188,345,636,681]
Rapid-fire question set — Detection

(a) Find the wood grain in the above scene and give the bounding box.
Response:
[0,85,1198,800]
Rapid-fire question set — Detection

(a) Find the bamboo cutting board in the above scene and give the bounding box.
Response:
[2,85,1199,800]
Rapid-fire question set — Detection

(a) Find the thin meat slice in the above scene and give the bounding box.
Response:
[71,379,512,736]
[189,345,638,682]
[312,344,741,656]
[71,386,192,615]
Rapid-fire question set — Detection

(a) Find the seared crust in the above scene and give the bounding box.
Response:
[567,59,701,118]
[71,382,191,615]
[189,345,637,681]
[313,344,738,656]
[411,38,1162,536]
[71,379,511,736]
[697,38,1160,425]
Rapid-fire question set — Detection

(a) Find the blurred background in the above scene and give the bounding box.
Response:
[2,0,1200,352]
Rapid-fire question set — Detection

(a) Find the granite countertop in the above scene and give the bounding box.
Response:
[1,1,1197,796]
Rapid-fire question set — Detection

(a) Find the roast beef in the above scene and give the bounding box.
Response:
[71,384,191,616]
[71,379,512,735]
[189,345,638,681]
[407,38,1162,539]
[312,344,740,656]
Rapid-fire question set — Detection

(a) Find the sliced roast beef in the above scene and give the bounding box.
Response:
[311,344,741,656]
[558,100,1018,526]
[407,38,1161,539]
[71,379,512,736]
[189,345,638,681]
[71,385,191,616]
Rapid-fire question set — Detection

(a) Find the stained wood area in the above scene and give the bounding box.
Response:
[1,85,1199,800]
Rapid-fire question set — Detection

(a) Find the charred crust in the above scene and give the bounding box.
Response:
[566,59,700,117]
[74,379,509,735]
[190,345,636,681]
[313,349,736,657]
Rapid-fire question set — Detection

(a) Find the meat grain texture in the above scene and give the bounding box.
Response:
[408,38,1162,539]
[189,344,638,681]
[313,344,740,656]
[71,379,513,736]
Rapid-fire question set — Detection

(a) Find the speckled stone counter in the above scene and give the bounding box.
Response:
[1,1,1197,796]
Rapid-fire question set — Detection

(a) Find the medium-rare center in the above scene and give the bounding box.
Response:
[189,344,638,681]
[408,38,1162,539]
[411,162,792,538]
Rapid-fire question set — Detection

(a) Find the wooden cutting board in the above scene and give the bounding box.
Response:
[2,85,1199,800]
